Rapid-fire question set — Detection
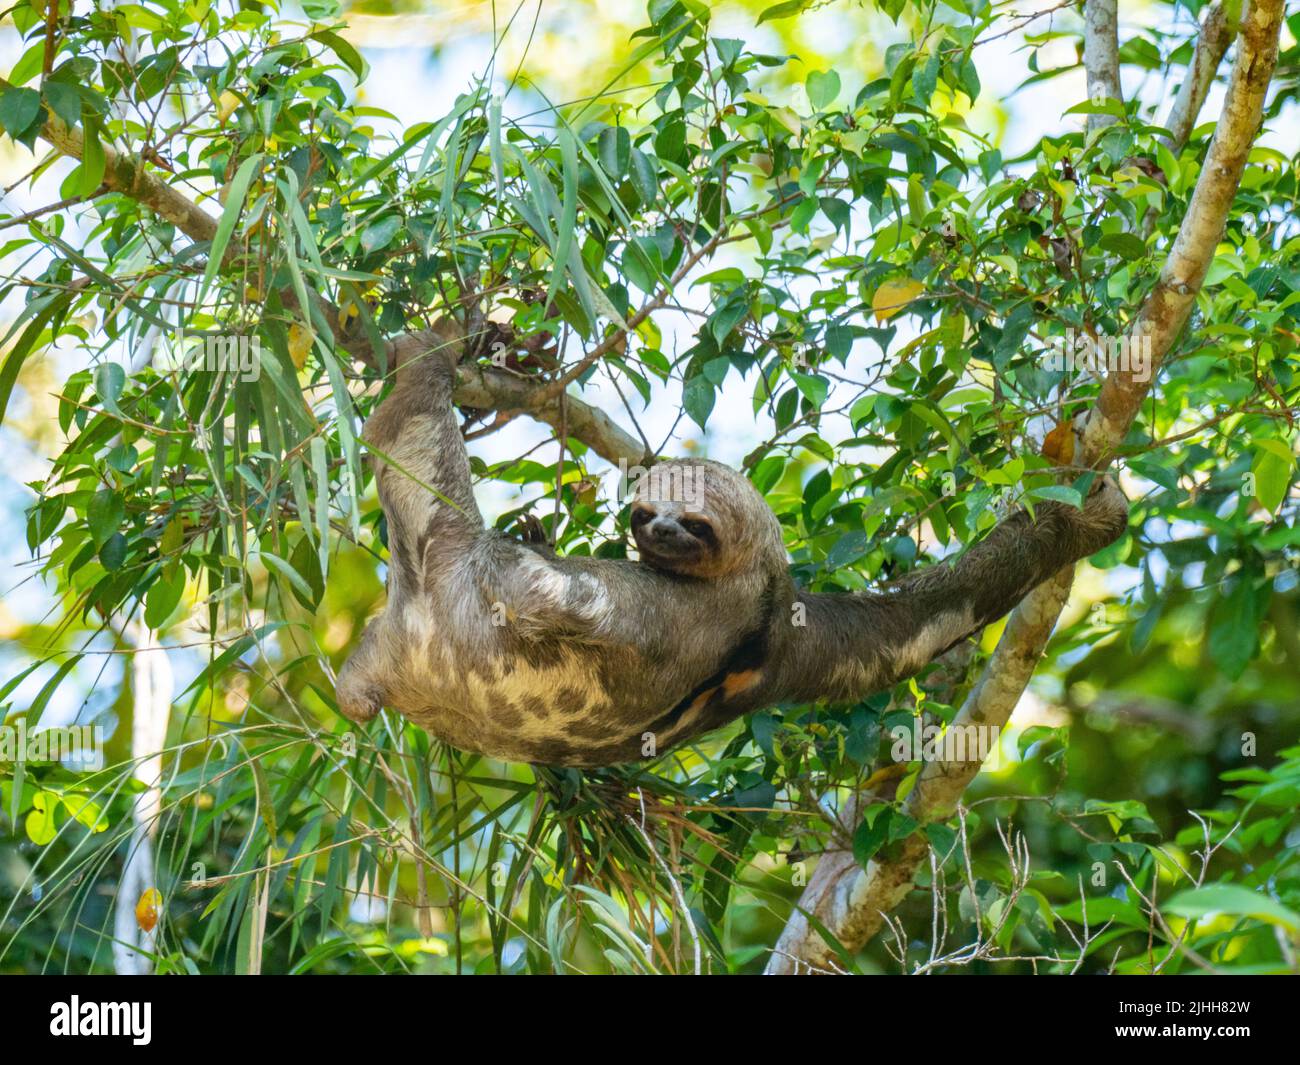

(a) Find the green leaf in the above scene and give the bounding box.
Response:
[1097,232,1146,261]
[0,293,71,427]
[93,361,125,415]
[308,29,369,79]
[43,83,81,129]
[310,436,331,580]
[980,457,1024,486]
[25,792,58,846]
[99,531,127,570]
[849,394,876,430]
[912,51,940,104]
[758,0,809,23]
[488,90,505,201]
[145,567,187,629]
[1054,896,1148,928]
[545,129,582,322]
[1208,578,1261,679]
[628,148,658,206]
[79,119,107,196]
[926,822,958,857]
[956,54,980,102]
[1028,485,1083,508]
[852,806,892,865]
[7,41,47,88]
[359,215,401,254]
[709,299,748,345]
[654,120,685,164]
[598,126,630,178]
[1251,438,1294,513]
[1065,97,1127,118]
[790,370,828,410]
[24,655,83,730]
[806,70,840,111]
[196,153,264,307]
[87,490,124,548]
[682,374,715,430]
[0,87,42,139]
[826,530,869,568]
[712,37,743,67]
[260,551,315,603]
[1165,885,1300,932]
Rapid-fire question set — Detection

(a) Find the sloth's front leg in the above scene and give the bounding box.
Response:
[363,321,485,598]
[337,320,484,723]
[770,474,1130,704]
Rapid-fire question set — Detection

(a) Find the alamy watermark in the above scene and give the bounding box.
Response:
[155,330,261,382]
[616,459,706,508]
[0,720,104,766]
[890,719,1004,769]
[1044,329,1151,383]
[49,997,151,1045]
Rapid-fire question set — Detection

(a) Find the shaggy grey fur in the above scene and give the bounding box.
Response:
[336,324,1129,767]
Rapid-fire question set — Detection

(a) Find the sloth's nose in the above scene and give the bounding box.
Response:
[648,517,687,546]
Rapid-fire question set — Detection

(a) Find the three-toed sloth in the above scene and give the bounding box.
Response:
[336,322,1128,767]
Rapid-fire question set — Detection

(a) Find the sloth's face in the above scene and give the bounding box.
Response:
[630,459,785,579]
[630,499,720,578]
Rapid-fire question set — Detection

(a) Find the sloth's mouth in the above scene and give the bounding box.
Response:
[634,533,705,573]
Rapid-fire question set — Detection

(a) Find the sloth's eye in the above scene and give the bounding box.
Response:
[631,506,654,527]
[682,519,713,539]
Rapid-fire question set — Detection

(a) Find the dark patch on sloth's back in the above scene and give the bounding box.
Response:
[553,686,588,714]
[513,637,577,672]
[520,695,550,719]
[490,699,524,729]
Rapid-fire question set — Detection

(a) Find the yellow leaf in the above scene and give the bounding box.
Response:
[772,108,803,137]
[160,516,184,555]
[25,793,57,846]
[872,277,925,322]
[216,90,240,124]
[336,298,359,332]
[1041,419,1076,465]
[863,763,910,791]
[288,324,314,370]
[135,888,163,933]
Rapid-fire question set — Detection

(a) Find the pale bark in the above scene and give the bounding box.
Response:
[1162,2,1232,151]
[112,625,173,975]
[1083,0,1123,133]
[766,0,1285,974]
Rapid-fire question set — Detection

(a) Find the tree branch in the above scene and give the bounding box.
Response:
[1162,2,1233,151]
[1083,0,1123,133]
[766,0,1285,974]
[33,105,222,242]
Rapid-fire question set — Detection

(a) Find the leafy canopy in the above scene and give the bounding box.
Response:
[0,0,1297,974]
